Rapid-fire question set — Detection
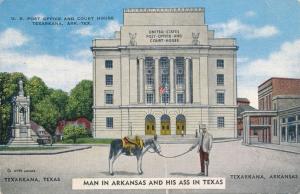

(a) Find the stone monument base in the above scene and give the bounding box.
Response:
[9,137,38,146]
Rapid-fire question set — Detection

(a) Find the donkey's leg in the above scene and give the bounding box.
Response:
[136,155,142,174]
[109,155,114,175]
[110,150,122,175]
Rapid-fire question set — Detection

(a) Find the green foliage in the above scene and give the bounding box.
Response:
[61,137,113,144]
[0,72,27,144]
[63,125,88,143]
[24,76,49,110]
[31,96,60,137]
[66,80,93,121]
[0,72,92,144]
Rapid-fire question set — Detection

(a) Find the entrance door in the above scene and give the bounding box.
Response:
[145,115,156,135]
[176,114,186,135]
[160,114,171,135]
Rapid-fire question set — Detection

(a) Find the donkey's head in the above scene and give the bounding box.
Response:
[149,135,161,153]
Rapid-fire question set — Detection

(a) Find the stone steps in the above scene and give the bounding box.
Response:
[9,138,38,146]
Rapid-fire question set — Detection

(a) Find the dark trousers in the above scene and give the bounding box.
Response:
[199,147,209,172]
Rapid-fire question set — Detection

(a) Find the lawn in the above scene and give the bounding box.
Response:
[60,137,113,144]
[0,146,66,151]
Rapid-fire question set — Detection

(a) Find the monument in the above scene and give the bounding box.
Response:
[10,80,37,145]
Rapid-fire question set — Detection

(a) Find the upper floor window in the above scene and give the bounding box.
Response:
[217,117,225,128]
[162,93,169,104]
[177,93,184,104]
[146,93,154,104]
[105,93,113,104]
[105,75,113,86]
[105,60,113,69]
[160,57,169,86]
[176,57,185,85]
[282,118,286,124]
[217,59,224,68]
[216,91,225,104]
[145,57,154,86]
[217,74,224,85]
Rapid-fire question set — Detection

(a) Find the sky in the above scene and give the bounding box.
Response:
[0,0,300,108]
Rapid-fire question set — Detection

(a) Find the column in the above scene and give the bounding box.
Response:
[138,57,144,103]
[154,57,160,103]
[185,57,191,103]
[169,57,175,103]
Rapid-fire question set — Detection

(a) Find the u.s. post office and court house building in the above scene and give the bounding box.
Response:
[91,8,238,138]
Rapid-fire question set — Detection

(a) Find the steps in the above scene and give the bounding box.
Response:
[9,137,38,146]
[156,135,198,144]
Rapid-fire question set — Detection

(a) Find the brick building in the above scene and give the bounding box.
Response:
[237,98,256,138]
[242,77,300,145]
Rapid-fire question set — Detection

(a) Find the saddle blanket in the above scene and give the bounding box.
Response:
[121,136,144,151]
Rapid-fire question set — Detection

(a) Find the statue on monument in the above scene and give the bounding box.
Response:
[18,80,24,96]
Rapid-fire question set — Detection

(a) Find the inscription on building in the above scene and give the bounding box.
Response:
[145,29,183,43]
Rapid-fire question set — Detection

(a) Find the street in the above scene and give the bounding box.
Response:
[0,141,299,194]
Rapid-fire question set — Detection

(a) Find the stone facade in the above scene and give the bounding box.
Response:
[92,8,238,139]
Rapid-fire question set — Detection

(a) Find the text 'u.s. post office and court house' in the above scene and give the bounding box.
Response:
[91,8,238,138]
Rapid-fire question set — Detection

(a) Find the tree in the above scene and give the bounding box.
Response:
[24,76,49,111]
[63,125,87,143]
[0,72,27,144]
[48,89,69,120]
[31,96,60,144]
[66,80,93,121]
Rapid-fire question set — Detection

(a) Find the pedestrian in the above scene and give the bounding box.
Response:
[189,125,213,176]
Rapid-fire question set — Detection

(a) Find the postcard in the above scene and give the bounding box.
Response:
[0,0,299,194]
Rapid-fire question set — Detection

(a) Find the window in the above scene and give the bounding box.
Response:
[161,74,169,86]
[145,57,154,85]
[106,117,113,128]
[288,116,296,123]
[288,125,296,143]
[177,93,184,103]
[105,93,113,104]
[162,93,169,103]
[176,57,184,85]
[282,118,286,123]
[146,93,154,104]
[217,117,225,128]
[146,74,154,85]
[281,127,286,142]
[217,74,224,85]
[176,74,184,85]
[105,60,113,69]
[105,75,113,86]
[298,115,300,120]
[216,92,225,104]
[217,59,224,68]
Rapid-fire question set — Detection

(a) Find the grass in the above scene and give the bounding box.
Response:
[0,146,65,151]
[60,137,113,144]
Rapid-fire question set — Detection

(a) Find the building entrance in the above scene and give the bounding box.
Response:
[176,114,186,135]
[160,114,171,135]
[145,115,156,135]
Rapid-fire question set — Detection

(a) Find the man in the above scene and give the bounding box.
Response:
[189,125,213,176]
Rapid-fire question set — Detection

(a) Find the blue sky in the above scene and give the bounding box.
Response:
[0,0,300,107]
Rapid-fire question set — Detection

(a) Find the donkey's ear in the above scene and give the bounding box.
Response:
[154,134,157,141]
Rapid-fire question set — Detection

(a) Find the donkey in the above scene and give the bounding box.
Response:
[108,136,161,175]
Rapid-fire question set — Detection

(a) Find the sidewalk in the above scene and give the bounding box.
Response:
[248,143,300,154]
[0,145,91,155]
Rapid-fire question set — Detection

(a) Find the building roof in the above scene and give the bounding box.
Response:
[258,77,300,88]
[237,105,257,117]
[237,98,250,103]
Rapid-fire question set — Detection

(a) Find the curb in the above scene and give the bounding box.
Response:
[0,146,92,155]
[245,144,300,155]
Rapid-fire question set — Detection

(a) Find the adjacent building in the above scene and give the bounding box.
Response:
[92,8,238,138]
[237,98,256,138]
[242,78,300,145]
